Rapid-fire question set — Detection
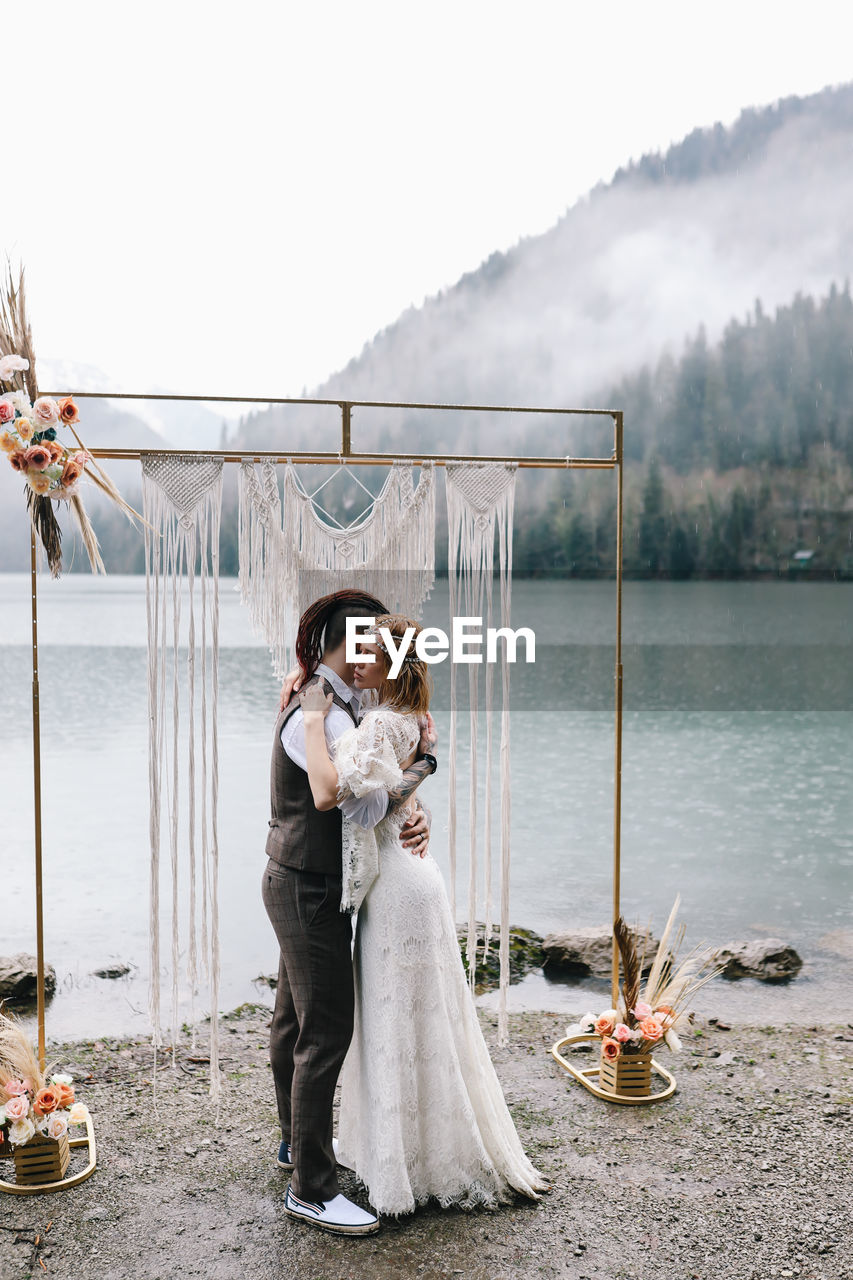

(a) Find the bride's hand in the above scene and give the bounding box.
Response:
[417,711,437,756]
[299,682,333,723]
[279,665,303,712]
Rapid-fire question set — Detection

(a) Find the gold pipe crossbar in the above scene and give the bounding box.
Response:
[88,448,615,469]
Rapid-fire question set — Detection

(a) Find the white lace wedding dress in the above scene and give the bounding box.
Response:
[333,704,547,1217]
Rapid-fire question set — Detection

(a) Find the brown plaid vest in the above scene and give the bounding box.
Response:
[265,675,358,875]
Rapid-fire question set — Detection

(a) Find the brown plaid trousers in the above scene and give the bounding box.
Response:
[261,859,354,1202]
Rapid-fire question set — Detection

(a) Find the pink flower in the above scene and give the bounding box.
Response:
[601,1037,621,1061]
[594,1013,616,1038]
[0,353,29,380]
[23,443,52,471]
[0,399,14,423]
[32,397,61,427]
[46,1112,68,1140]
[4,1094,30,1122]
[632,1001,653,1020]
[614,1023,632,1043]
[3,1079,29,1098]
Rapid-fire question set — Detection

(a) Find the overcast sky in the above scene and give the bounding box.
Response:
[6,1,852,403]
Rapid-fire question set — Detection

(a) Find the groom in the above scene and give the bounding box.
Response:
[262,589,436,1236]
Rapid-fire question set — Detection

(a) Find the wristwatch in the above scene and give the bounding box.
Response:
[422,752,438,775]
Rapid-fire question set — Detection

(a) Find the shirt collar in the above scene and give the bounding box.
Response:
[315,662,360,709]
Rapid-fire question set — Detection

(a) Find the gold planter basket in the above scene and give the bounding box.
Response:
[599,1046,652,1097]
[0,1110,97,1196]
[551,1032,677,1105]
[13,1132,70,1185]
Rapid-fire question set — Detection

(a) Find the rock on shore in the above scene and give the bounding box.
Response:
[714,939,803,982]
[542,925,661,978]
[0,952,57,1003]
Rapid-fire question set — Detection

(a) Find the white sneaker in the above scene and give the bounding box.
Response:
[277,1137,343,1171]
[284,1186,379,1235]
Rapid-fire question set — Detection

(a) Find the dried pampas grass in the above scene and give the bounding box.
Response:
[641,894,723,1024]
[0,1011,45,1098]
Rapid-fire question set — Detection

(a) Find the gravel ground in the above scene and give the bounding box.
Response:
[1,1005,851,1280]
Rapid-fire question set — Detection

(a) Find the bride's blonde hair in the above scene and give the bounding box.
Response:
[371,614,432,717]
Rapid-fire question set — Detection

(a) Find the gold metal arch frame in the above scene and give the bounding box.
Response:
[7,391,644,1201]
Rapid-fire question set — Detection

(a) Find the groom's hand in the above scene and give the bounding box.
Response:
[400,803,431,858]
[279,665,303,712]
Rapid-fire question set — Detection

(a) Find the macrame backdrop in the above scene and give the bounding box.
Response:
[238,459,435,676]
[142,453,224,1104]
[445,463,518,1043]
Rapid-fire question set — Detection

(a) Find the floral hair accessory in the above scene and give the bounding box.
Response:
[363,632,420,665]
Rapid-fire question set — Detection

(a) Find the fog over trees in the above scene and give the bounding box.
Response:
[1,85,851,578]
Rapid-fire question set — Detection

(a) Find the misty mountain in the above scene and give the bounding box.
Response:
[232,82,853,460]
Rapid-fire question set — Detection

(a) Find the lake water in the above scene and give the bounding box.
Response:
[1,574,851,1039]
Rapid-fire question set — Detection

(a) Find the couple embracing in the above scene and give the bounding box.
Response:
[262,589,547,1235]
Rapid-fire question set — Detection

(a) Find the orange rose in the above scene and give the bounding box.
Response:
[61,454,86,486]
[46,440,65,463]
[594,1014,616,1038]
[0,430,17,454]
[601,1037,621,1061]
[33,1087,59,1117]
[53,1081,75,1109]
[638,1017,663,1043]
[9,448,27,471]
[58,396,80,426]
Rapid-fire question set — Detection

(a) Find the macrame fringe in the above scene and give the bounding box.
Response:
[143,453,224,1107]
[446,463,517,1044]
[238,460,435,677]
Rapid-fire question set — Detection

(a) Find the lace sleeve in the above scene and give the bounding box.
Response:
[333,710,409,800]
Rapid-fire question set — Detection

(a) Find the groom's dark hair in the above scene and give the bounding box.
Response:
[296,589,388,680]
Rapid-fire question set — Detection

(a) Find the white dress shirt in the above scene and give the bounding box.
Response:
[280,662,390,830]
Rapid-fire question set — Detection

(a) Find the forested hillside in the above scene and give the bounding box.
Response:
[515,284,853,579]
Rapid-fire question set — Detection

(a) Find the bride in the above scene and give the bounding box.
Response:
[299,613,548,1217]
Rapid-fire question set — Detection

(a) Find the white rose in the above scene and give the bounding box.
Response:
[50,1073,74,1085]
[9,390,30,413]
[0,353,29,380]
[0,1105,6,1126]
[47,1112,68,1140]
[67,1102,88,1126]
[9,1117,35,1147]
[578,1011,598,1033]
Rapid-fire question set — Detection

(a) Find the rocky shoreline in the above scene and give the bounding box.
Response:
[2,1004,851,1280]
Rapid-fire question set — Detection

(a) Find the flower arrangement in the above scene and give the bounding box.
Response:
[0,264,137,576]
[0,376,90,502]
[565,897,722,1067]
[0,1012,88,1152]
[0,1073,88,1150]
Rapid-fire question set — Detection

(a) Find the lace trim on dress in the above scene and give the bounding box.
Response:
[335,707,420,913]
